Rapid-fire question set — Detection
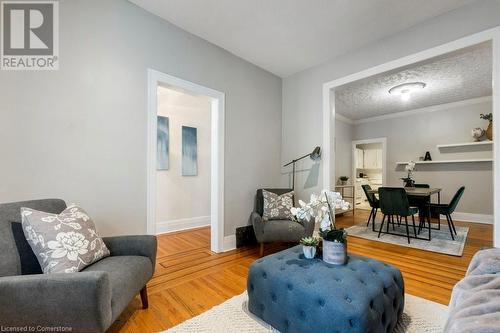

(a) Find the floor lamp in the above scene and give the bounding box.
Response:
[283,146,321,190]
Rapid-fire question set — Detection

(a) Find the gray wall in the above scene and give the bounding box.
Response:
[281,0,500,201]
[0,0,283,237]
[335,119,353,184]
[354,100,493,215]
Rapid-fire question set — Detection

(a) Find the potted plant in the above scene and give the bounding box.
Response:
[339,176,349,185]
[480,113,493,140]
[401,161,416,187]
[291,190,350,265]
[300,236,319,259]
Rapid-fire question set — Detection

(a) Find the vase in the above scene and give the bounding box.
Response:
[302,245,316,259]
[486,122,493,140]
[322,240,347,265]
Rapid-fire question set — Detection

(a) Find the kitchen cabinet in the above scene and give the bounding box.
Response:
[355,148,364,168]
[363,149,382,169]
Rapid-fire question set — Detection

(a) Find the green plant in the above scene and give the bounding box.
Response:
[319,228,347,243]
[339,176,349,182]
[480,113,493,122]
[300,236,319,247]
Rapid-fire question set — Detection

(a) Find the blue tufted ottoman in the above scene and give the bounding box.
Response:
[247,245,404,333]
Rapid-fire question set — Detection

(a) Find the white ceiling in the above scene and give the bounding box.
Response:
[129,0,476,77]
[335,42,492,120]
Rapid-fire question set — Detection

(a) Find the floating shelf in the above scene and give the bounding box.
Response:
[396,159,493,165]
[436,141,493,149]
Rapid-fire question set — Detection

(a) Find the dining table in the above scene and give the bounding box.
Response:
[367,186,442,241]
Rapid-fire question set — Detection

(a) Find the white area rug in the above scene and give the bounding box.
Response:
[164,291,448,333]
[346,222,468,256]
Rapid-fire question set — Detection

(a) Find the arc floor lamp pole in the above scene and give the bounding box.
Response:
[283,146,321,190]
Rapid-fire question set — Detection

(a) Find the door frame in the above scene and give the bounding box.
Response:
[322,27,500,247]
[351,138,387,187]
[147,69,226,253]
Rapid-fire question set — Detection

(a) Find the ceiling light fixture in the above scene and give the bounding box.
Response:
[388,82,426,101]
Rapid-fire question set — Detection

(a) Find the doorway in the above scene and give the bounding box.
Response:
[147,69,225,253]
[322,27,500,246]
[352,138,387,210]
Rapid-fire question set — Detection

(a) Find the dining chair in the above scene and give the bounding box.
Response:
[361,184,379,230]
[378,187,418,244]
[414,184,430,188]
[429,186,465,240]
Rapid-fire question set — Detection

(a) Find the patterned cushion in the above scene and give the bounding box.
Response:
[262,190,294,220]
[21,205,110,274]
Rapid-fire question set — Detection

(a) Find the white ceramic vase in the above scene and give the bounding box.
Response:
[322,240,347,265]
[302,245,317,259]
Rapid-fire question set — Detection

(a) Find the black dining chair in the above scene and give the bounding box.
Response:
[429,186,465,240]
[414,184,430,188]
[361,184,379,230]
[378,187,418,244]
[410,183,435,228]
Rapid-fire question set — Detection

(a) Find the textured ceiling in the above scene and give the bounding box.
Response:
[129,0,476,77]
[335,42,492,120]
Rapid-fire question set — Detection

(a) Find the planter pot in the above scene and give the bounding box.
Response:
[322,240,347,265]
[302,245,316,259]
[486,122,493,140]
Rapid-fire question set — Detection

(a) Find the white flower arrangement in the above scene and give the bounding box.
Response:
[290,190,350,233]
[405,161,416,179]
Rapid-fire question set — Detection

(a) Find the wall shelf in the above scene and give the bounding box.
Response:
[436,141,493,149]
[396,159,493,165]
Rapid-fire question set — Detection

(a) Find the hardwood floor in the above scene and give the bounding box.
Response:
[109,210,492,332]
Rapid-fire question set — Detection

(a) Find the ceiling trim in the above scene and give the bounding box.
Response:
[335,113,354,125]
[353,95,492,125]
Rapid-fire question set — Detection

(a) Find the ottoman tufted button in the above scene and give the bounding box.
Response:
[299,310,306,319]
[349,319,354,327]
[287,283,293,291]
[249,283,254,291]
[369,300,374,308]
[280,266,286,271]
[262,272,267,279]
[345,296,352,303]
[271,293,277,302]
[350,267,356,272]
[318,299,325,307]
[306,278,315,284]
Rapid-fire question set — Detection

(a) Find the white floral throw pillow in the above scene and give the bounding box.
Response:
[262,190,294,220]
[21,204,110,274]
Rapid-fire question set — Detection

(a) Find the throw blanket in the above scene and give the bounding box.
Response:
[445,248,500,333]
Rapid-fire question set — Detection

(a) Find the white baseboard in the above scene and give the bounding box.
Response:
[157,216,210,234]
[452,212,493,224]
[223,234,236,252]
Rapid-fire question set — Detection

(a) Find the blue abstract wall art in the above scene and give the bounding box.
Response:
[157,116,169,170]
[182,126,198,176]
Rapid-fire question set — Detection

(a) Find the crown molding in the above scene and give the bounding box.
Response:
[336,96,492,125]
[335,113,354,125]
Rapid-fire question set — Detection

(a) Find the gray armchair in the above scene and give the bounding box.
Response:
[250,189,315,256]
[0,199,157,333]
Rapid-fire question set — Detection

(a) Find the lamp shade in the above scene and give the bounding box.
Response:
[310,146,321,161]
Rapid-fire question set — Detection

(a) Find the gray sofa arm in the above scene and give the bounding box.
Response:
[0,271,111,333]
[300,217,316,237]
[250,212,265,243]
[103,235,157,269]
